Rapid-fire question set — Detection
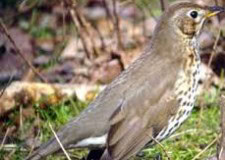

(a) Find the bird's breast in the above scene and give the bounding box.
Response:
[153,48,201,142]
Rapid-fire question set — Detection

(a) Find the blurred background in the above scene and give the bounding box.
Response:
[0,0,225,159]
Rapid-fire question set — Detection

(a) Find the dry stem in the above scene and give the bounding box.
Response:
[112,0,123,50]
[0,128,9,150]
[0,19,47,83]
[148,134,171,160]
[0,73,13,99]
[218,95,225,159]
[192,136,219,160]
[49,123,71,160]
[159,0,169,12]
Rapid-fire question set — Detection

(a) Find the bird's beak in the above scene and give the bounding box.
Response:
[206,6,224,18]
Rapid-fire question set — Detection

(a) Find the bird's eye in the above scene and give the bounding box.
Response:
[190,11,198,19]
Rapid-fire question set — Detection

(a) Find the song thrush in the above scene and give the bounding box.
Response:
[26,2,224,160]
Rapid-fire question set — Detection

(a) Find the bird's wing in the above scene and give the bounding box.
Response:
[108,93,178,160]
[101,56,181,160]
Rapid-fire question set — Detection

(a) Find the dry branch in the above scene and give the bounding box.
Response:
[193,137,218,160]
[103,0,113,19]
[49,123,71,160]
[0,81,104,116]
[0,19,47,83]
[0,128,9,150]
[67,0,100,59]
[218,95,225,159]
[159,0,169,12]
[70,9,92,59]
[149,135,171,160]
[207,94,225,160]
[0,74,14,98]
[112,0,123,50]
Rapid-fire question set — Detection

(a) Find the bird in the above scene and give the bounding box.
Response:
[26,2,224,160]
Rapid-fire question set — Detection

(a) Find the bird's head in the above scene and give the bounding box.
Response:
[157,2,224,39]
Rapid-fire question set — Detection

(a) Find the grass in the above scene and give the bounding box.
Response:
[141,105,220,160]
[0,90,220,160]
[36,97,89,142]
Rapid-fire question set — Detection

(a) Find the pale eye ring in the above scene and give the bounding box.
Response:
[190,11,198,19]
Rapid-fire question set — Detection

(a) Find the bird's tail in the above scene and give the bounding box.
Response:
[25,137,62,160]
[25,117,85,160]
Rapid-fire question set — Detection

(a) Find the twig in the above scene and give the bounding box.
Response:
[0,73,14,99]
[18,0,38,12]
[149,134,171,160]
[8,149,16,159]
[112,0,123,50]
[219,146,224,160]
[102,0,115,40]
[28,123,41,156]
[19,105,24,134]
[0,19,47,83]
[69,9,91,59]
[199,26,221,127]
[168,129,197,139]
[159,0,169,12]
[0,144,27,151]
[74,8,98,57]
[201,28,222,118]
[103,0,113,19]
[68,2,99,59]
[61,1,66,42]
[49,123,71,160]
[93,24,106,51]
[208,28,221,68]
[207,0,221,68]
[0,128,9,150]
[218,95,225,159]
[132,0,153,38]
[192,136,219,160]
[68,0,99,58]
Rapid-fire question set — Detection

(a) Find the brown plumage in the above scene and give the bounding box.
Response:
[100,2,224,160]
[25,2,224,160]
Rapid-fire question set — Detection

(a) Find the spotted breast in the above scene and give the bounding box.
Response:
[154,37,201,142]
